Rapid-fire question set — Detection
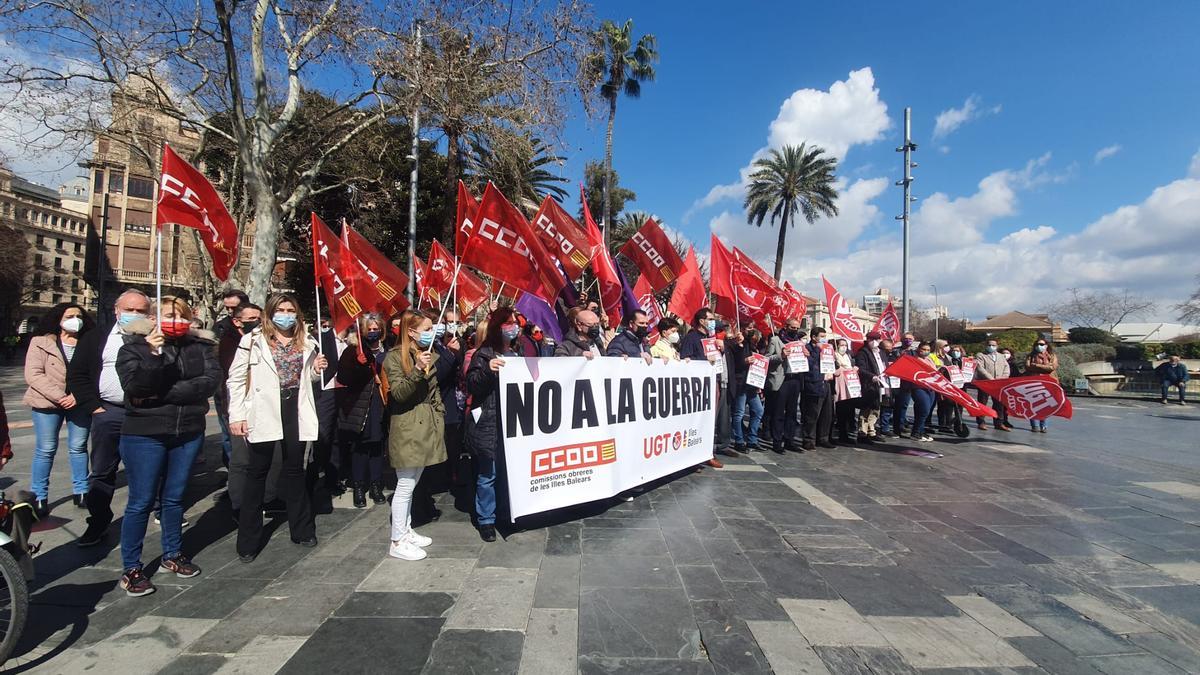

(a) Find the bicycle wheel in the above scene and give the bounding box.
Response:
[0,546,29,665]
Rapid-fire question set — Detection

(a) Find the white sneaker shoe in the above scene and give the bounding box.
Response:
[404,531,432,548]
[388,540,427,561]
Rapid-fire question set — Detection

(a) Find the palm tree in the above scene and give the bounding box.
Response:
[467,134,568,213]
[744,144,840,281]
[584,19,658,242]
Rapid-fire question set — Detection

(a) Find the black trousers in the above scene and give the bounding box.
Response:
[801,389,833,444]
[238,390,315,555]
[775,377,804,445]
[307,386,343,490]
[714,384,731,450]
[835,399,858,438]
[84,403,125,529]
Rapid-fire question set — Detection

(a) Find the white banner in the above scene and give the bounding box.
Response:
[499,357,717,520]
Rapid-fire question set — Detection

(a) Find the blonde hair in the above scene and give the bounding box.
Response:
[158,296,194,321]
[262,293,307,349]
[397,310,431,375]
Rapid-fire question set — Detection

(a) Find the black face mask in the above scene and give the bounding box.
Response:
[240,320,260,334]
[586,325,601,341]
[633,326,649,340]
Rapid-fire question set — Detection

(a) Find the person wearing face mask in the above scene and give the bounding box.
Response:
[465,308,522,541]
[854,331,888,444]
[731,328,766,452]
[678,308,730,466]
[1024,339,1058,433]
[908,344,938,442]
[877,337,897,435]
[650,318,682,361]
[218,303,276,521]
[412,309,464,525]
[554,308,603,358]
[762,323,786,452]
[606,310,654,363]
[111,296,220,596]
[228,293,329,562]
[888,333,918,437]
[308,308,347,507]
[68,289,154,547]
[336,314,389,508]
[23,302,97,516]
[800,327,835,450]
[973,339,1011,431]
[772,319,808,453]
[831,338,860,445]
[935,343,964,432]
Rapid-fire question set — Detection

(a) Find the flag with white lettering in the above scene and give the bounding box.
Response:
[823,276,866,343]
[310,214,386,332]
[344,223,410,316]
[618,217,684,292]
[157,144,239,280]
[885,355,998,418]
[872,300,901,342]
[463,183,566,304]
[455,180,480,257]
[531,196,594,281]
[972,376,1073,421]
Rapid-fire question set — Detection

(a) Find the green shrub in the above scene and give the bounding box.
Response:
[1068,327,1121,345]
[1056,352,1082,387]
[990,330,1039,356]
[1056,344,1117,363]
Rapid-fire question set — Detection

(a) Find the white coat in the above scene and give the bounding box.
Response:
[227,329,321,443]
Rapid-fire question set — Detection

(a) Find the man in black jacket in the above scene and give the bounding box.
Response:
[67,289,153,546]
[854,331,887,443]
[800,326,835,450]
[554,308,602,358]
[212,289,249,343]
[678,308,736,464]
[606,310,653,362]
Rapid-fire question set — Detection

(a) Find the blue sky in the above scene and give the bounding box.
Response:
[557,1,1200,320]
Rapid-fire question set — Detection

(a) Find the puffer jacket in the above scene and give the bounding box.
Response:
[336,336,386,437]
[115,319,220,437]
[23,334,73,409]
[464,346,509,460]
[383,346,447,469]
[554,330,599,357]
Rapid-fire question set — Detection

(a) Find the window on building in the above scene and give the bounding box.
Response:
[32,273,43,286]
[51,215,58,226]
[108,171,124,193]
[74,242,82,253]
[125,209,152,233]
[93,170,104,192]
[52,293,62,304]
[53,274,62,288]
[124,245,151,272]
[34,254,43,267]
[73,260,81,272]
[54,257,63,269]
[36,234,44,247]
[127,176,155,200]
[56,238,63,250]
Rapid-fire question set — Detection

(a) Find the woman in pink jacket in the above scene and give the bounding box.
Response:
[23,302,96,516]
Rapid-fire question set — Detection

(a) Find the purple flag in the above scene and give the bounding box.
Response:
[614,261,641,323]
[515,292,563,342]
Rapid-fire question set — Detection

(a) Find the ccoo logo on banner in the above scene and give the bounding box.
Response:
[499,356,717,520]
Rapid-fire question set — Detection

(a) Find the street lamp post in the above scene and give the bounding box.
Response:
[406,20,422,305]
[895,107,918,333]
[929,282,939,343]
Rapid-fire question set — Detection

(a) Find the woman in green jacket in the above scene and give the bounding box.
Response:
[382,310,447,561]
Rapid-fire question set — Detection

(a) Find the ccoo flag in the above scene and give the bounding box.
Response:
[157,143,239,280]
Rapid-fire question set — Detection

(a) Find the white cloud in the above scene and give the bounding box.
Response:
[1189,148,1200,178]
[685,67,889,220]
[932,95,1001,140]
[1093,144,1122,164]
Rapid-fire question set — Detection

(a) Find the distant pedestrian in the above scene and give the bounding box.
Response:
[1024,339,1058,433]
[854,331,887,444]
[974,339,1011,431]
[1157,355,1189,405]
[23,302,95,516]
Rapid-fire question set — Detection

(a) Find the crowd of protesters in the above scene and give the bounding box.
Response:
[10,286,1097,597]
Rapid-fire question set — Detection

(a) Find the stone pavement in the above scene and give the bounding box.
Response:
[3,376,1200,672]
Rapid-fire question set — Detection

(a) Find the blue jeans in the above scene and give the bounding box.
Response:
[911,389,935,436]
[880,406,893,434]
[1162,382,1186,403]
[892,389,912,433]
[1031,418,1048,431]
[30,408,91,500]
[476,455,497,526]
[119,433,204,570]
[732,390,764,446]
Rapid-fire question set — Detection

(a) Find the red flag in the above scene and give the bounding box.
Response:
[822,276,866,343]
[531,196,594,281]
[619,217,685,292]
[972,376,1073,421]
[310,214,385,332]
[872,300,902,342]
[782,282,809,326]
[456,266,490,316]
[157,144,239,280]
[633,274,664,345]
[709,235,736,319]
[885,355,998,418]
[581,183,626,327]
[668,246,707,322]
[426,239,457,307]
[412,257,431,308]
[455,180,480,257]
[344,224,410,315]
[463,183,566,303]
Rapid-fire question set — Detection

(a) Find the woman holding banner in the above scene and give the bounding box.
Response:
[1024,340,1058,433]
[909,343,938,442]
[731,329,765,452]
[336,314,389,508]
[228,293,326,562]
[381,311,447,561]
[650,318,681,361]
[464,308,521,542]
[832,338,860,445]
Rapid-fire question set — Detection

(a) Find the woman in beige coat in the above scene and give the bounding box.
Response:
[382,310,447,561]
[23,302,96,515]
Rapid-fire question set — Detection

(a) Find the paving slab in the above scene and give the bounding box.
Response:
[444,567,538,630]
[54,615,218,674]
[865,615,1036,668]
[745,620,832,674]
[519,608,578,675]
[778,598,890,647]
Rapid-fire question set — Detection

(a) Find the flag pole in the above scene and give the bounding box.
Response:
[427,259,463,354]
[155,223,163,327]
[313,275,324,357]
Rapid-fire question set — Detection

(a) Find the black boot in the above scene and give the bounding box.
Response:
[352,482,367,509]
[34,499,49,519]
[369,481,387,505]
[73,493,87,509]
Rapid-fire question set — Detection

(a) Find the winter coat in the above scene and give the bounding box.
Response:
[650,338,679,361]
[854,345,887,402]
[554,330,601,357]
[464,346,510,460]
[802,347,831,398]
[227,328,323,443]
[973,352,1010,381]
[23,334,75,409]
[383,347,447,469]
[115,319,220,437]
[1025,351,1058,377]
[1157,362,1190,385]
[336,339,386,438]
[606,329,648,358]
[764,334,785,391]
[65,326,115,413]
[678,329,708,362]
[433,340,464,426]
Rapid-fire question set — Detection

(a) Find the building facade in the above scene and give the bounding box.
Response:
[0,167,93,332]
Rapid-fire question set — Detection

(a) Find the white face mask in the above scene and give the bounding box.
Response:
[61,316,83,333]
[667,331,680,345]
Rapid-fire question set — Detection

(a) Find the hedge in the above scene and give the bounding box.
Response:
[1136,342,1200,359]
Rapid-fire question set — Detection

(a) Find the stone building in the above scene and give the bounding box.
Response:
[0,166,93,332]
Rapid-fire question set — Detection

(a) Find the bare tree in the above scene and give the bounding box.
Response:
[0,0,407,302]
[1176,275,1200,326]
[1042,287,1156,332]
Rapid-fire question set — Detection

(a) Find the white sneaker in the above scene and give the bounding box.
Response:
[404,531,432,548]
[388,540,427,561]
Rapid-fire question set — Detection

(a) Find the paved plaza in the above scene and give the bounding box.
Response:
[3,364,1200,673]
